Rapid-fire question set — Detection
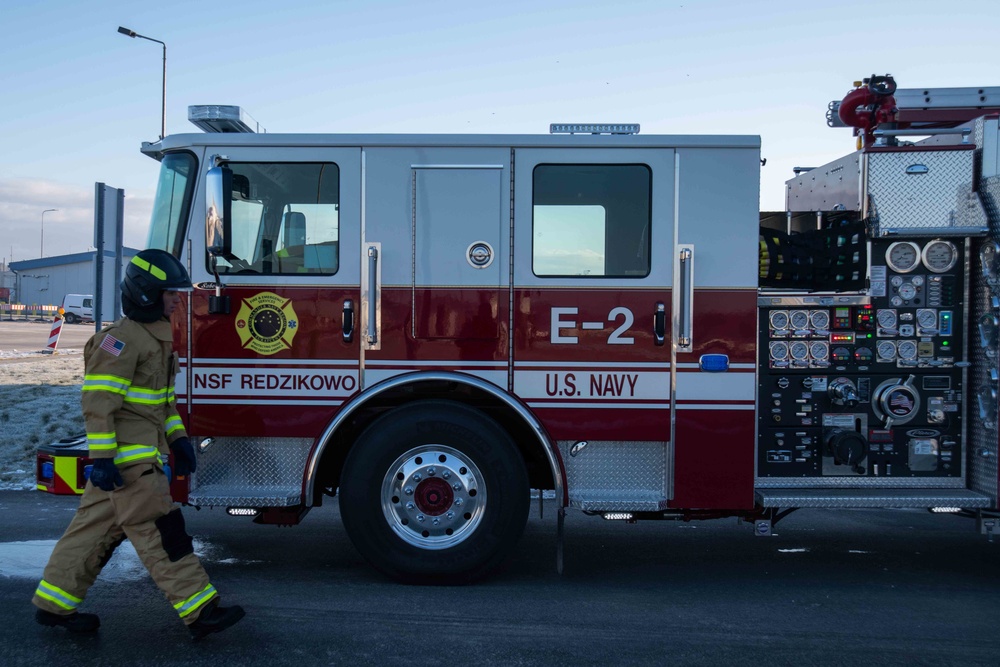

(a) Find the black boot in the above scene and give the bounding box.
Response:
[188,599,245,640]
[35,609,100,633]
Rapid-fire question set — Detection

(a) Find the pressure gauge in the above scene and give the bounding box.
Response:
[769,310,789,331]
[916,309,938,331]
[897,283,917,301]
[809,310,830,330]
[809,341,829,361]
[876,309,897,330]
[897,340,918,361]
[789,341,810,360]
[910,275,924,287]
[876,340,897,361]
[789,310,810,330]
[769,341,790,361]
[921,239,958,273]
[886,241,922,273]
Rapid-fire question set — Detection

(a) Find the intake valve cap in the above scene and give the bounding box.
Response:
[827,429,869,472]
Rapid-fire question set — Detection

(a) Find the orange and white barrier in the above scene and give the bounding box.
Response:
[0,303,60,319]
[42,312,63,354]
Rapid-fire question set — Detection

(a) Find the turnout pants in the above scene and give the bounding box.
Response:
[32,462,217,626]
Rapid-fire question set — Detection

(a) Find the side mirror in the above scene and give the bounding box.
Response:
[205,166,233,258]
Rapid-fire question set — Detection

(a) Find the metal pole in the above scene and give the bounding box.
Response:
[40,209,56,258]
[160,43,166,140]
[117,27,167,139]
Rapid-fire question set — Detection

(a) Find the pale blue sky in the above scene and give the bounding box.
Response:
[2,0,997,264]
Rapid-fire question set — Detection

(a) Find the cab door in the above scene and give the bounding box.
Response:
[180,147,362,440]
[511,148,676,511]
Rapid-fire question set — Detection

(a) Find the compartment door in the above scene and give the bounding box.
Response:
[413,166,503,340]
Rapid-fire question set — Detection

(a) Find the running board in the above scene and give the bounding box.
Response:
[755,488,993,509]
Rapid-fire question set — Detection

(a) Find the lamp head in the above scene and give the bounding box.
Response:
[117,26,137,37]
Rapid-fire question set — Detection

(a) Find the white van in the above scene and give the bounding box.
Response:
[61,294,93,324]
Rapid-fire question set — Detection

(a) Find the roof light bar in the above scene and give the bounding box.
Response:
[188,105,265,134]
[550,123,640,135]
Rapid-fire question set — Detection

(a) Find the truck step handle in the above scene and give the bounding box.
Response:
[367,247,378,345]
[677,245,694,352]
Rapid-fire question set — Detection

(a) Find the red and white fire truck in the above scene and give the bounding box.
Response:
[135,77,1000,582]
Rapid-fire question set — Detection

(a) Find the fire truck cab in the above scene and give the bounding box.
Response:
[140,83,1000,582]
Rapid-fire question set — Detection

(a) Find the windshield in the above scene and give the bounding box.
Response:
[146,152,197,257]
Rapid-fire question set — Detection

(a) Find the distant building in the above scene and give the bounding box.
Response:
[0,262,13,302]
[10,248,140,308]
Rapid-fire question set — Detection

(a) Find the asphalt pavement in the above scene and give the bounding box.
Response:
[0,490,997,667]
[0,320,96,354]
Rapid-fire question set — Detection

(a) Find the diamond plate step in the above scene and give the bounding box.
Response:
[755,487,993,509]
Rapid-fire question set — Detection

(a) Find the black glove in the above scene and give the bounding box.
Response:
[169,437,197,476]
[89,458,123,492]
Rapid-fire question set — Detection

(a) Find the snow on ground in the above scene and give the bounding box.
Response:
[0,538,252,581]
[0,354,86,490]
[0,348,82,359]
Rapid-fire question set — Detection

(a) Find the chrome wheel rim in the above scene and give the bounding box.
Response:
[380,445,486,550]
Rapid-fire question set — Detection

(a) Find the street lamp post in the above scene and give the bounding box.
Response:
[40,209,57,258]
[117,26,167,140]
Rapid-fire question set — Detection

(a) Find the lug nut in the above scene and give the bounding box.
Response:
[432,518,440,526]
[416,514,425,523]
[442,471,451,480]
[427,467,436,476]
[404,487,413,496]
[406,502,415,510]
[413,473,422,481]
[446,511,455,520]
[454,498,463,506]
[452,483,461,491]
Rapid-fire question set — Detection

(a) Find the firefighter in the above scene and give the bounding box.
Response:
[32,249,245,640]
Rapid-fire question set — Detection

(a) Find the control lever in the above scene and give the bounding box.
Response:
[828,377,860,407]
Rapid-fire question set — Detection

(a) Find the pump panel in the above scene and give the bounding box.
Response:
[757,238,967,485]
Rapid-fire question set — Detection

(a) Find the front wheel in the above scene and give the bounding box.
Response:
[63,313,78,324]
[339,400,529,584]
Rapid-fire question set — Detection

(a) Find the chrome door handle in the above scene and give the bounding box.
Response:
[343,299,354,343]
[654,302,665,346]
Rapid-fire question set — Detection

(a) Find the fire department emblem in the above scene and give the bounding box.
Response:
[235,292,299,355]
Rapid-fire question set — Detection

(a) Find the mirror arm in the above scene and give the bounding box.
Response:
[208,255,230,315]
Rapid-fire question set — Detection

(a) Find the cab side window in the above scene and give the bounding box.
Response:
[213,162,340,276]
[532,164,651,278]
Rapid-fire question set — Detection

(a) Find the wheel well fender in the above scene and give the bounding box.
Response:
[304,371,564,507]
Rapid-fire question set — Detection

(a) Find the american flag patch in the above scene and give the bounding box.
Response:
[100,335,126,357]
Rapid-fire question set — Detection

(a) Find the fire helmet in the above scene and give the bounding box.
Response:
[121,249,192,322]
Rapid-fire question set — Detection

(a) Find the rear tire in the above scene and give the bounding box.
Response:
[339,400,529,584]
